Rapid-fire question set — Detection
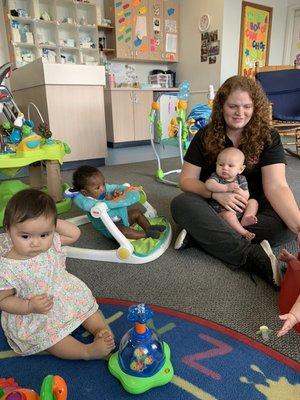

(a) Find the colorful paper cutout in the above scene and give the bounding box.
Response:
[139,6,147,15]
[165,19,177,33]
[153,17,160,32]
[150,38,155,51]
[132,0,141,7]
[140,43,147,53]
[135,15,147,37]
[167,8,175,16]
[134,37,142,47]
[119,17,125,24]
[153,5,160,17]
[165,33,177,53]
[123,3,130,9]
[166,53,175,61]
[115,1,122,8]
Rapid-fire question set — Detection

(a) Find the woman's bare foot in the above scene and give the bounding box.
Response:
[242,230,255,241]
[278,249,296,263]
[85,336,116,360]
[241,214,258,227]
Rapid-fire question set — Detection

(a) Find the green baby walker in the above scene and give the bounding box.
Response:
[0,62,71,226]
[149,80,190,186]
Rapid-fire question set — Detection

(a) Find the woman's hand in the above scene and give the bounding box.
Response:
[212,192,248,213]
[28,294,53,314]
[277,313,298,337]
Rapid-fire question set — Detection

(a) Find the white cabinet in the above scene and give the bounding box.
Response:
[11,58,107,162]
[104,89,153,147]
[4,0,100,68]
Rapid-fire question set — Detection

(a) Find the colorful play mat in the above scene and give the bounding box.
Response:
[0,298,299,399]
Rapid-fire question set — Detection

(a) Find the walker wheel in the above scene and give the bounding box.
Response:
[117,247,131,260]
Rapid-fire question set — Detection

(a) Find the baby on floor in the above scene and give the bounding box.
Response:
[0,189,115,359]
[72,165,165,240]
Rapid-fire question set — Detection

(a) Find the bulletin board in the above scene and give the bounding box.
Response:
[238,1,273,77]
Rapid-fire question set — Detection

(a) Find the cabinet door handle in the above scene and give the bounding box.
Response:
[132,92,137,103]
[161,52,165,59]
[135,50,138,56]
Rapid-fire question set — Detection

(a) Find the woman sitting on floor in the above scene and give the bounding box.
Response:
[171,75,300,286]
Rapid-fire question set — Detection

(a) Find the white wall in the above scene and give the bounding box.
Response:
[284,0,300,64]
[0,3,9,67]
[221,0,289,83]
[175,0,224,107]
[287,0,300,5]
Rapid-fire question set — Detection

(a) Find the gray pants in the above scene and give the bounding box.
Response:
[171,192,294,268]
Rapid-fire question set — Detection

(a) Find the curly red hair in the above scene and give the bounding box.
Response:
[204,75,272,165]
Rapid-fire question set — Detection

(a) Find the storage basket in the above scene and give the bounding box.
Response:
[148,73,173,88]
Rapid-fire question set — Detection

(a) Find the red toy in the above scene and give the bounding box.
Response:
[0,375,67,399]
[279,252,300,333]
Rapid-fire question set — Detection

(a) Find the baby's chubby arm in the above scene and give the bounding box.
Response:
[56,219,81,246]
[0,289,53,315]
[205,178,236,193]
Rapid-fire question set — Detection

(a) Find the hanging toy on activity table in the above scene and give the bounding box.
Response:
[175,80,190,141]
[108,303,174,394]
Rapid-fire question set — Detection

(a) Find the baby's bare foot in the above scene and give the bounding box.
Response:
[85,336,115,360]
[94,328,114,340]
[242,230,255,241]
[241,215,258,227]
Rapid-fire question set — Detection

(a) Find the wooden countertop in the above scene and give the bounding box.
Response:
[104,87,179,91]
[11,58,106,90]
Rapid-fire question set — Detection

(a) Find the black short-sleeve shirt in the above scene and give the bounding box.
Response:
[184,128,286,201]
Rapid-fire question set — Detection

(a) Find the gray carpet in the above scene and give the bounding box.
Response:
[60,153,300,363]
[1,154,299,362]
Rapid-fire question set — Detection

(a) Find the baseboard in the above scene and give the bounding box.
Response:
[61,158,105,171]
[107,140,151,148]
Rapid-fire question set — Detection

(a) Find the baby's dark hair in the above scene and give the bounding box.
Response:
[72,165,104,191]
[3,189,57,230]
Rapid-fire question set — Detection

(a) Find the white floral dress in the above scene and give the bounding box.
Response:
[0,232,98,355]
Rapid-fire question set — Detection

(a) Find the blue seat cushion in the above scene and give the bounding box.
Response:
[256,69,300,121]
